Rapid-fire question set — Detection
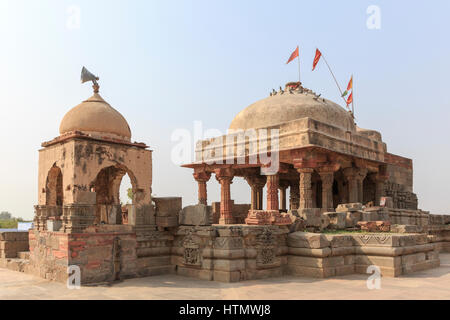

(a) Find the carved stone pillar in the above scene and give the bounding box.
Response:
[266,174,279,211]
[373,171,388,206]
[356,168,368,204]
[244,175,266,210]
[343,167,359,203]
[193,171,211,205]
[297,168,314,209]
[215,168,234,225]
[318,169,334,210]
[279,181,289,211]
[257,188,264,210]
[289,180,300,210]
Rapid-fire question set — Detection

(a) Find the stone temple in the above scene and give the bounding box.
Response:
[0,80,449,284]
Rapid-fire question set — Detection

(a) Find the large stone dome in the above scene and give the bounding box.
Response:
[59,93,131,141]
[229,85,355,132]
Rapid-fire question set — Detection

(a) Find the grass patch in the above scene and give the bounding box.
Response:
[0,219,19,229]
[316,229,391,235]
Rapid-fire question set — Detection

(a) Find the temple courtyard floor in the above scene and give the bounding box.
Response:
[0,254,449,300]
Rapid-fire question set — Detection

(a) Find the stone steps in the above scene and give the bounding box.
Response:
[17,251,30,260]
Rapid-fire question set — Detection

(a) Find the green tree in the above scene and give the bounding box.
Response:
[127,188,134,204]
[0,211,12,220]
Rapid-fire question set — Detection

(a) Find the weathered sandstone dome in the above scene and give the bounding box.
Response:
[229,84,356,132]
[59,93,131,141]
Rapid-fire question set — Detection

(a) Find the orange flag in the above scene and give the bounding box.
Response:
[346,76,353,91]
[312,49,322,71]
[346,92,353,107]
[286,46,299,64]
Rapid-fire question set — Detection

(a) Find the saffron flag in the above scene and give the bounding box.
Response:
[286,46,299,64]
[347,76,353,91]
[346,92,353,107]
[312,48,322,71]
[342,76,353,97]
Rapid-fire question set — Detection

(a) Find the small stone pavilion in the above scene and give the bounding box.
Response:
[183,82,417,226]
[0,78,448,284]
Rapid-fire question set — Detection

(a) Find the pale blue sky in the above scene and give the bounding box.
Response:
[0,0,449,219]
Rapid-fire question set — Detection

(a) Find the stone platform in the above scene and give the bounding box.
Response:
[0,224,445,285]
[286,232,440,278]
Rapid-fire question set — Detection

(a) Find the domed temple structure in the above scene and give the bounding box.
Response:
[0,78,448,285]
[183,82,417,225]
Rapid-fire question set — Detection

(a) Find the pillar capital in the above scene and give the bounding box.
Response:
[193,171,211,182]
[244,175,266,189]
[317,162,340,174]
[193,170,211,206]
[278,180,290,190]
[356,168,368,181]
[215,167,234,182]
[296,167,315,174]
[342,167,358,179]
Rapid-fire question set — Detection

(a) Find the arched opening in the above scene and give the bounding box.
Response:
[311,171,322,208]
[46,164,63,206]
[363,175,376,206]
[90,165,137,225]
[119,173,133,224]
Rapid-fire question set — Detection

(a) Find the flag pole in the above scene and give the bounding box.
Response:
[352,73,355,120]
[321,54,347,105]
[298,45,301,83]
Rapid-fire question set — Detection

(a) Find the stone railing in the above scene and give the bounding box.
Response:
[33,205,63,231]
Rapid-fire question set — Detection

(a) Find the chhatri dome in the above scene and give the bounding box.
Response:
[229,82,356,132]
[59,74,131,142]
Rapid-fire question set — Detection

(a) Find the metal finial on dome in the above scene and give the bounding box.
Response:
[81,66,100,93]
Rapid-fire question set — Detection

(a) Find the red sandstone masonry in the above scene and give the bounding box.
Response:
[384,153,413,170]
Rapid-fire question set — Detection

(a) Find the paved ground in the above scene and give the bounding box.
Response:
[0,254,449,300]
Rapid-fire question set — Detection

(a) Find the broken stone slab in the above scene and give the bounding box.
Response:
[336,203,363,212]
[179,204,212,226]
[357,220,391,232]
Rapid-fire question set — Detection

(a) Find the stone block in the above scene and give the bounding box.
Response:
[154,197,182,217]
[390,224,419,233]
[297,209,330,230]
[213,270,241,282]
[324,234,354,248]
[288,255,344,268]
[354,255,401,268]
[214,259,245,272]
[47,219,62,232]
[287,232,330,249]
[345,211,362,228]
[179,204,212,226]
[335,264,355,276]
[284,264,335,278]
[324,212,346,229]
